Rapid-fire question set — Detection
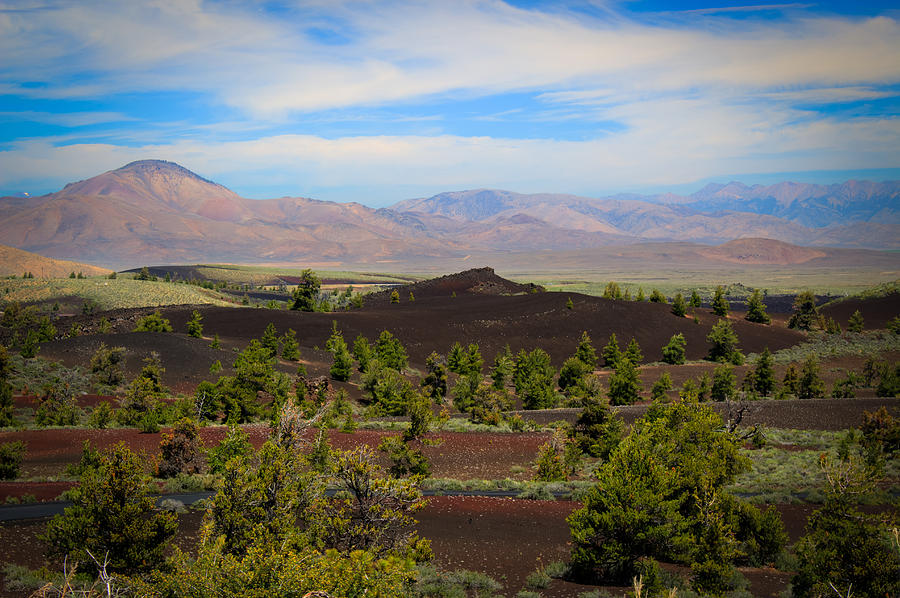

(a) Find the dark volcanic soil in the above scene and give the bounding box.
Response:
[819,292,899,330]
[41,288,806,395]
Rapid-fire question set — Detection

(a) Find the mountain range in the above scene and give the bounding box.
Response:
[0,160,897,268]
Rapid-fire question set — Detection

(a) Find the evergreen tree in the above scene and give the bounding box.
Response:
[280,328,300,361]
[514,348,558,409]
[326,326,353,382]
[797,356,825,400]
[603,282,622,300]
[490,345,514,389]
[291,269,321,311]
[711,365,736,401]
[558,357,591,394]
[753,348,775,397]
[662,333,687,365]
[706,319,743,365]
[90,343,126,388]
[689,290,702,308]
[602,333,622,368]
[649,289,667,303]
[0,346,14,427]
[744,289,770,324]
[635,287,646,302]
[461,343,483,377]
[848,309,864,333]
[575,331,598,369]
[671,293,687,317]
[447,341,464,374]
[352,334,373,372]
[607,358,641,406]
[624,337,643,365]
[650,372,673,402]
[788,290,819,330]
[187,310,204,338]
[375,330,408,371]
[782,363,800,397]
[570,396,624,460]
[260,322,280,356]
[42,443,177,574]
[712,286,729,317]
[422,352,448,403]
[390,289,400,304]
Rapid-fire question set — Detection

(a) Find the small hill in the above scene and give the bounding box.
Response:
[365,267,543,303]
[697,238,827,265]
[0,244,112,278]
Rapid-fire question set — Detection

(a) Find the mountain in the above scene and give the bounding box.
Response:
[0,160,461,267]
[0,243,113,278]
[683,180,900,228]
[393,187,897,248]
[0,160,896,269]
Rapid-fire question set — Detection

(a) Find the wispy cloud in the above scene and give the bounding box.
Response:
[0,1,898,201]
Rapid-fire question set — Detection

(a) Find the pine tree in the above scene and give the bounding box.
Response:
[788,290,819,330]
[636,287,646,302]
[352,334,373,372]
[574,331,598,369]
[650,372,673,402]
[187,310,204,338]
[390,289,400,304]
[607,358,641,405]
[753,347,775,396]
[422,352,448,402]
[744,289,770,324]
[689,290,702,308]
[0,346,14,427]
[797,356,825,399]
[280,329,300,361]
[490,345,514,389]
[662,333,687,365]
[326,326,353,382]
[290,269,321,311]
[711,365,736,401]
[602,333,622,368]
[260,322,280,356]
[624,337,643,365]
[649,289,667,304]
[706,319,743,365]
[671,293,687,317]
[848,310,864,333]
[712,286,729,317]
[447,342,464,374]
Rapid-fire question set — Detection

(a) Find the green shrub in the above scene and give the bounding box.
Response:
[133,311,173,332]
[0,440,26,479]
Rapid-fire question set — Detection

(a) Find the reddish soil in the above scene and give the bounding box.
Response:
[3,498,866,598]
[0,426,550,496]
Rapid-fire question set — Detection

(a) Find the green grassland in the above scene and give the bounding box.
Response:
[517,268,899,298]
[193,264,420,285]
[1,278,236,310]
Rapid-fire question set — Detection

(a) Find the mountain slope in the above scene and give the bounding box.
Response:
[0,161,896,269]
[0,161,463,267]
[0,244,113,278]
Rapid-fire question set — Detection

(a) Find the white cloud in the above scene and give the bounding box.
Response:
[1,1,899,115]
[3,107,897,203]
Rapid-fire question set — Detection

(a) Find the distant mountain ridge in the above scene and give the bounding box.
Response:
[0,160,896,268]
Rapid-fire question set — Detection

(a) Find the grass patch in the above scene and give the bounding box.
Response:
[764,330,900,365]
[2,278,235,310]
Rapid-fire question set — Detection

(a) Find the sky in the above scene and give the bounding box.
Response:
[1,0,899,206]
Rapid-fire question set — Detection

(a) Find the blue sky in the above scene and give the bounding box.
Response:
[1,0,899,206]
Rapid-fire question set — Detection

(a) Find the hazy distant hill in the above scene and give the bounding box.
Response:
[0,160,896,268]
[393,185,899,248]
